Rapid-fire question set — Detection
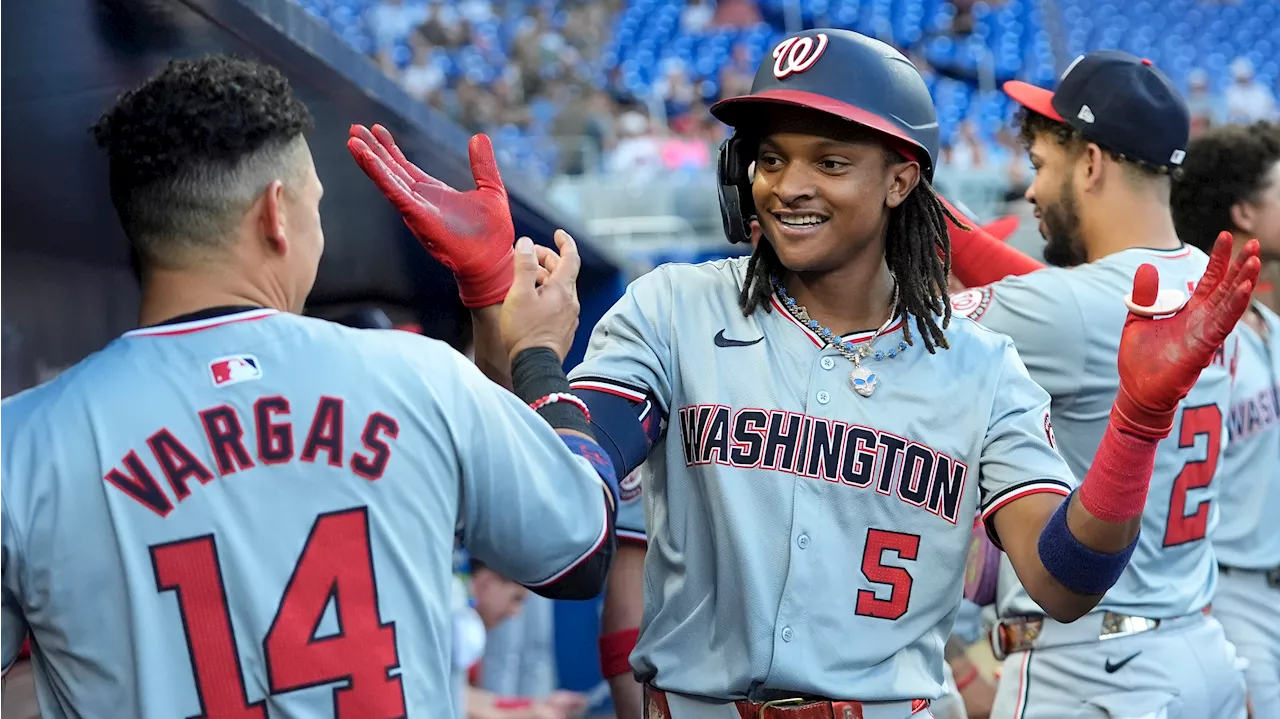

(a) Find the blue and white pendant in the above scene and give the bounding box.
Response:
[849,365,878,397]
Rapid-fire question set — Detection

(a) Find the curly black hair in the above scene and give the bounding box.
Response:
[737,152,961,354]
[1015,108,1176,183]
[92,55,313,268]
[1171,121,1280,253]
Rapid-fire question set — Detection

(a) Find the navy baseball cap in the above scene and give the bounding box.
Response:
[1004,51,1190,171]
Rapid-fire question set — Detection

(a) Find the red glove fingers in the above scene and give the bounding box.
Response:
[940,195,1046,286]
[1111,232,1260,439]
[348,124,516,307]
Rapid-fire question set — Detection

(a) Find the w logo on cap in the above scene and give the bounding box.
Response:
[209,355,262,387]
[773,33,829,79]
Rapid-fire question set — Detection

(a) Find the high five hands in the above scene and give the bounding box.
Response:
[347,124,582,361]
[1114,232,1260,439]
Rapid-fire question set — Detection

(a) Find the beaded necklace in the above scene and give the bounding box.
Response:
[772,275,908,397]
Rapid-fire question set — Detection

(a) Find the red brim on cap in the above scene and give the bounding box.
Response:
[982,215,1020,242]
[711,89,925,165]
[1002,80,1064,122]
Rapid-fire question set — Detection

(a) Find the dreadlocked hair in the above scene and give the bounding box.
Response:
[737,172,965,354]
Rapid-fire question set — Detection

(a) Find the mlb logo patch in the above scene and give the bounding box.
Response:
[209,355,262,387]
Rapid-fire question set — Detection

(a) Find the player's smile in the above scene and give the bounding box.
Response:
[768,209,831,240]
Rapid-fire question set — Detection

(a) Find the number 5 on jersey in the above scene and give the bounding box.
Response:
[150,507,406,719]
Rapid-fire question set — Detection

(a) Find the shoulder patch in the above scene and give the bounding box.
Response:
[950,286,993,320]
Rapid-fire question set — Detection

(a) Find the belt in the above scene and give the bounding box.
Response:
[1219,564,1280,589]
[992,605,1212,659]
[644,686,929,719]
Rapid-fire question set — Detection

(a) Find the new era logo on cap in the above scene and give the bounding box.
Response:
[210,355,262,387]
[1077,105,1095,123]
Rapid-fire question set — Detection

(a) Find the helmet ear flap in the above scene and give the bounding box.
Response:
[717,134,758,244]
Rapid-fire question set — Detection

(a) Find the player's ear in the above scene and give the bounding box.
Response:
[884,158,920,210]
[1080,143,1106,192]
[1229,199,1256,237]
[260,179,289,256]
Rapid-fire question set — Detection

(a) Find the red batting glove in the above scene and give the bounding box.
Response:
[347,124,515,307]
[1112,232,1260,439]
[940,195,1046,286]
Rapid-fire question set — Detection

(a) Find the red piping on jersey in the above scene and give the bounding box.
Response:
[123,309,278,337]
[769,295,905,348]
[570,380,647,403]
[980,483,1071,523]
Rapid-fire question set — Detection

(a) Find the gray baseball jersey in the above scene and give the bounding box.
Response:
[1211,301,1280,569]
[1,308,611,718]
[951,245,1239,620]
[568,257,1074,703]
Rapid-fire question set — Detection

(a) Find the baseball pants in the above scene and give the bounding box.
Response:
[990,612,1246,719]
[1214,568,1280,719]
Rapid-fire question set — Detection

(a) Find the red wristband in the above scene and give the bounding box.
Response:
[1077,422,1159,524]
[954,664,980,692]
[599,627,640,679]
[494,697,534,710]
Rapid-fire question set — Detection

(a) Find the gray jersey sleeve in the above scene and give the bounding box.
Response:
[950,270,1089,400]
[445,352,611,588]
[977,337,1077,534]
[570,267,675,415]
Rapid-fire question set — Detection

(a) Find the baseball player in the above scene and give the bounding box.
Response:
[349,30,1258,719]
[1171,120,1280,719]
[1,56,619,718]
[941,52,1253,718]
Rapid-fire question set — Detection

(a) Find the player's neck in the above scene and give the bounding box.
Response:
[137,267,292,328]
[781,261,895,336]
[1084,197,1180,262]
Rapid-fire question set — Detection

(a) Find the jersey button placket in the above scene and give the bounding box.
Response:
[820,356,836,370]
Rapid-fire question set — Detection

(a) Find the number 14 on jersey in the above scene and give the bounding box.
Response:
[150,507,407,718]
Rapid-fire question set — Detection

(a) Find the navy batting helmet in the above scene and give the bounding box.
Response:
[710,29,940,245]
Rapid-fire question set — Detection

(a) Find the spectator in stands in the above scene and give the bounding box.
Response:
[1224,57,1277,124]
[608,110,664,178]
[1186,68,1221,138]
[710,0,761,27]
[403,36,446,102]
[653,59,700,119]
[368,0,427,51]
[719,42,756,100]
[680,0,715,33]
[944,120,987,171]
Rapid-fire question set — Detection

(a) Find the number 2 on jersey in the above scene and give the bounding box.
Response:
[150,507,406,718]
[1163,404,1223,547]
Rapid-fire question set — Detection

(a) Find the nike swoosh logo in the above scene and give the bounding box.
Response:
[1104,652,1141,673]
[714,330,763,348]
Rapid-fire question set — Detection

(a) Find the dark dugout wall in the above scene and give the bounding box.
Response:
[1,0,621,396]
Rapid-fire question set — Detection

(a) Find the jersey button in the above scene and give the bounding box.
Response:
[781,626,794,642]
[816,390,830,404]
[820,356,836,370]
[797,534,810,549]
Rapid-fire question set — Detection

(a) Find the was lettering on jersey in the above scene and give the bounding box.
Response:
[1227,383,1280,442]
[677,404,968,524]
[104,395,400,517]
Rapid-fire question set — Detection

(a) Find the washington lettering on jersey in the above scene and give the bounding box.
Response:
[676,405,968,524]
[105,395,400,517]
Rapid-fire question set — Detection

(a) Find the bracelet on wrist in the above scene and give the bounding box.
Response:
[529,392,590,422]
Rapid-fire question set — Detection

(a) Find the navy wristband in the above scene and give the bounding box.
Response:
[1037,493,1137,596]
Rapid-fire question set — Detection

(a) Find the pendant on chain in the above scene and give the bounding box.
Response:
[849,364,878,397]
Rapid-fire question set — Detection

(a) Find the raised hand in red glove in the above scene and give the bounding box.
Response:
[347,124,515,307]
[1113,232,1260,439]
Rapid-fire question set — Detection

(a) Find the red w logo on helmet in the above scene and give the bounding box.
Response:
[773,33,829,79]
